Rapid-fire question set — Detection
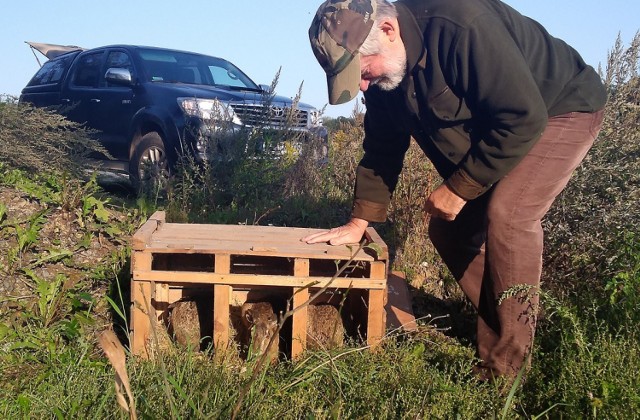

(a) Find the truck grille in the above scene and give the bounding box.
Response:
[230,103,309,129]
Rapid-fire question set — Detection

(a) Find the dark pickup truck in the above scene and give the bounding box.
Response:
[20,42,327,187]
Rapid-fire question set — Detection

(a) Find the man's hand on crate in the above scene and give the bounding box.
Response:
[301,218,369,246]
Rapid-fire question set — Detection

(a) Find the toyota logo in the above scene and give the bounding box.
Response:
[272,107,285,117]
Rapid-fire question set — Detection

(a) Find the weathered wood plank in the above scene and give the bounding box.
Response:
[291,259,310,359]
[213,254,231,350]
[131,252,154,357]
[213,285,231,349]
[369,261,387,280]
[154,282,169,322]
[367,289,386,349]
[385,272,418,332]
[146,238,374,261]
[133,270,386,289]
[364,227,390,260]
[132,211,165,250]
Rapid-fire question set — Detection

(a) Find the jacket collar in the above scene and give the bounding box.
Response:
[396,1,427,73]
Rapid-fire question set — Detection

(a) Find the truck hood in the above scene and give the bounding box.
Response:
[153,82,317,111]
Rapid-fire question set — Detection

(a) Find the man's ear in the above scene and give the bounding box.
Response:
[379,18,399,43]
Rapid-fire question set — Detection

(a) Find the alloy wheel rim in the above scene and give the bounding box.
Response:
[138,146,169,185]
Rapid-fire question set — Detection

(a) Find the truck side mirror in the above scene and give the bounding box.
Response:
[105,67,133,86]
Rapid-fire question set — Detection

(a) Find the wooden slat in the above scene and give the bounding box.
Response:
[169,287,185,303]
[132,211,165,251]
[215,254,231,274]
[154,282,169,322]
[369,261,387,280]
[154,223,319,238]
[149,210,167,222]
[145,223,378,261]
[150,227,318,248]
[152,242,370,260]
[291,259,310,359]
[131,281,151,358]
[133,270,386,289]
[131,251,153,357]
[385,271,418,332]
[364,227,390,260]
[146,238,374,261]
[367,289,386,349]
[213,285,231,349]
[368,262,388,348]
[213,254,231,350]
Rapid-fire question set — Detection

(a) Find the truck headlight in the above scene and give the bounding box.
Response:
[177,97,242,125]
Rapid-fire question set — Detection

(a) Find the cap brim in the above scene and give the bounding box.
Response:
[327,53,361,105]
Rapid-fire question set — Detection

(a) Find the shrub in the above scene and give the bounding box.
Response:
[0,95,108,177]
[542,33,640,303]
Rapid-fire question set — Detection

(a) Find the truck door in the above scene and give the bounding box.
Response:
[63,49,135,162]
[62,50,105,145]
[90,50,137,162]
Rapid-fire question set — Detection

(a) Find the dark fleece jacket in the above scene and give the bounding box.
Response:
[352,0,607,221]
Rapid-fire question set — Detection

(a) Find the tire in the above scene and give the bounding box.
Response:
[129,132,171,194]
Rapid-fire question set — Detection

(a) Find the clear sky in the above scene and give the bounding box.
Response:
[1,0,638,118]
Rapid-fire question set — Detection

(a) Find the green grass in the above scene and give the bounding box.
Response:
[2,158,638,419]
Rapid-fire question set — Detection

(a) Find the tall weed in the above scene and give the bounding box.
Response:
[543,32,640,303]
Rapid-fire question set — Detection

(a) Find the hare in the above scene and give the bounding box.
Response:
[307,304,345,350]
[240,301,279,364]
[168,299,201,350]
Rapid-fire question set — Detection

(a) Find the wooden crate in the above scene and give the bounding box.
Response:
[130,211,389,359]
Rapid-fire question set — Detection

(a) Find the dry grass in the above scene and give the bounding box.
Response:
[0,95,109,177]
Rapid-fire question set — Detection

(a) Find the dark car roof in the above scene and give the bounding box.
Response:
[86,44,228,62]
[28,42,231,65]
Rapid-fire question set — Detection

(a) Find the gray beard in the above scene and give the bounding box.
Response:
[372,47,407,91]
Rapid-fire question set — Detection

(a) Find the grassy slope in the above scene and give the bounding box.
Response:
[1,161,638,419]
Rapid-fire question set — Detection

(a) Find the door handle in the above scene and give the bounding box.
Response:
[61,98,71,103]
[90,99,101,103]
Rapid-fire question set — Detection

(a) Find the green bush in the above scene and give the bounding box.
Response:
[0,95,108,177]
[543,33,640,306]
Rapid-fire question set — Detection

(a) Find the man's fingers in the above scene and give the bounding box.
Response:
[301,226,363,245]
[301,232,324,243]
[301,229,341,244]
[301,232,331,244]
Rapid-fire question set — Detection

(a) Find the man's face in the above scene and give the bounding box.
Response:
[359,42,407,93]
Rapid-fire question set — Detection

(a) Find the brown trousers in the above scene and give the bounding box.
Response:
[429,110,605,377]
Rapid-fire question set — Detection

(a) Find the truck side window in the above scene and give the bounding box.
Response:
[71,52,103,88]
[27,54,75,87]
[105,51,134,87]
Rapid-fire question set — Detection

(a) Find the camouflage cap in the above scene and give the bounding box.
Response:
[309,0,377,105]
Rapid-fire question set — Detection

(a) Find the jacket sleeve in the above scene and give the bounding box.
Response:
[441,13,549,200]
[353,89,412,222]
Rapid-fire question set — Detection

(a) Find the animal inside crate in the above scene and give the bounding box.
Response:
[130,211,389,359]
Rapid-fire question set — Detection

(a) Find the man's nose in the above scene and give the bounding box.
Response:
[360,79,371,92]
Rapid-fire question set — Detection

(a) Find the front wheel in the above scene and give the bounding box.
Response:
[129,132,170,194]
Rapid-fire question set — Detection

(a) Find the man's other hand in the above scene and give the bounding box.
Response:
[424,183,467,221]
[300,218,369,245]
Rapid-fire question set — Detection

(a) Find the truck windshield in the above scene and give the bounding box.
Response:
[138,48,259,90]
